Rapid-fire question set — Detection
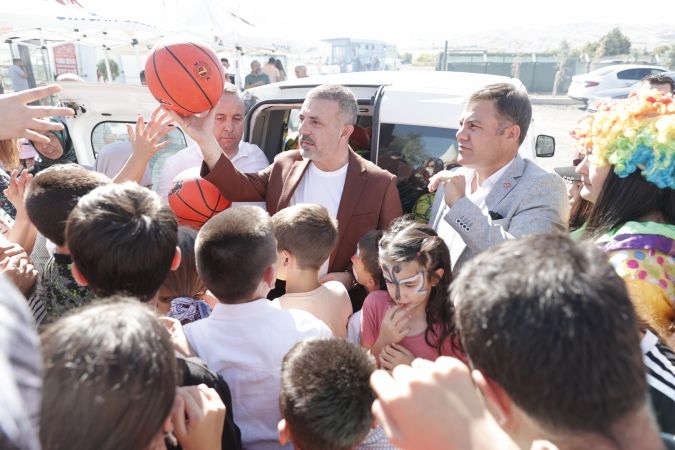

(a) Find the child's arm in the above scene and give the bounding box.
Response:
[4,169,36,253]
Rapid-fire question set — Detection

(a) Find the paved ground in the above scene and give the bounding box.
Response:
[531,103,587,172]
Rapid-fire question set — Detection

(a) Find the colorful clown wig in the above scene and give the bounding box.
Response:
[570,90,675,190]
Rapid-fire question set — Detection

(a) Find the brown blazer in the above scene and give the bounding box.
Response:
[201,149,403,272]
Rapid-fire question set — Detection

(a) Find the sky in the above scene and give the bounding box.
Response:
[62,0,675,51]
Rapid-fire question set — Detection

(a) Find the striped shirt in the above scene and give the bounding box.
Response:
[643,330,675,434]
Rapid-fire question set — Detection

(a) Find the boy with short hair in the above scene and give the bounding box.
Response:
[184,206,331,450]
[65,182,180,302]
[278,337,376,450]
[24,164,110,322]
[272,204,352,338]
[65,182,243,450]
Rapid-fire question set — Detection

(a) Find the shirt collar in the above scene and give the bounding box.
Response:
[465,158,516,192]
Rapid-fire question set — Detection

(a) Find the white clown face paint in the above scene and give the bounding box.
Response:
[380,259,430,310]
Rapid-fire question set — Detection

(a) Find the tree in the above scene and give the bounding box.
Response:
[597,27,631,57]
[654,44,675,70]
[399,52,413,64]
[96,59,119,82]
[413,53,435,67]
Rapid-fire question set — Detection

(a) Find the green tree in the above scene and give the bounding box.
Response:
[399,52,413,64]
[96,59,120,82]
[414,53,435,67]
[597,27,631,57]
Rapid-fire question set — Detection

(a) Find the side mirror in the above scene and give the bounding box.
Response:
[535,135,555,157]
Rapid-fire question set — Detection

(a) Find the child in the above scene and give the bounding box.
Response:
[278,337,378,450]
[348,230,385,344]
[361,219,461,370]
[272,204,352,338]
[183,206,331,450]
[40,299,225,450]
[65,182,243,450]
[65,182,180,303]
[24,164,110,322]
[158,226,215,323]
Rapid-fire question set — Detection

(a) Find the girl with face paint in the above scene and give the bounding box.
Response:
[360,219,463,371]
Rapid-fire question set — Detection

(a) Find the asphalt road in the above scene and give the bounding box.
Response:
[531,103,587,172]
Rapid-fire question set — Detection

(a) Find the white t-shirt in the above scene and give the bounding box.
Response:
[156,141,269,208]
[183,299,331,450]
[290,161,348,275]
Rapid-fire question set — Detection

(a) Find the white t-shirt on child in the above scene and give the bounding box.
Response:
[290,161,348,276]
[183,299,331,450]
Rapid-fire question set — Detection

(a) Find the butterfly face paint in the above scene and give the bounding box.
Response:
[381,260,430,309]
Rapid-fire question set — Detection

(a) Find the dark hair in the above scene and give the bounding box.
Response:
[642,73,675,94]
[280,338,376,450]
[378,218,456,353]
[453,234,646,435]
[196,206,276,303]
[25,164,110,246]
[158,226,205,304]
[268,57,276,64]
[272,204,338,270]
[40,298,177,450]
[139,70,146,84]
[66,183,178,301]
[583,169,675,239]
[569,196,593,232]
[220,57,229,64]
[358,230,385,289]
[468,82,532,145]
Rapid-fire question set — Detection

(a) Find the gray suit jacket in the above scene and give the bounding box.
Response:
[429,156,569,271]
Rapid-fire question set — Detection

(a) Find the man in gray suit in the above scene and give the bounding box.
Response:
[428,83,568,271]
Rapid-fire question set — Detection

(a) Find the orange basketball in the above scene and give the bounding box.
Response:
[145,40,225,116]
[168,168,231,229]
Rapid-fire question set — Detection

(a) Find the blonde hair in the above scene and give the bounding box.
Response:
[0,139,20,170]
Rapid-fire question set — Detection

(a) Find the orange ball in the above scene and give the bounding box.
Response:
[168,168,231,229]
[145,40,225,116]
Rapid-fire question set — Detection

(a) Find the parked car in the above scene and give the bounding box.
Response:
[586,70,675,111]
[56,71,556,214]
[567,64,668,107]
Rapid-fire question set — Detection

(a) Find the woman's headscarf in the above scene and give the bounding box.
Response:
[30,118,78,173]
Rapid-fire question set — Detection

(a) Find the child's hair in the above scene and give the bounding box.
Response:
[280,337,376,450]
[40,297,177,450]
[25,164,111,246]
[158,226,205,304]
[65,182,178,301]
[196,206,276,303]
[271,204,338,270]
[378,218,456,353]
[358,229,385,289]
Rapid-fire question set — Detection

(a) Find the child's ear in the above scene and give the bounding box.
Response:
[278,418,292,446]
[430,268,445,286]
[170,246,182,271]
[70,262,88,287]
[471,369,512,429]
[263,264,276,288]
[280,250,292,267]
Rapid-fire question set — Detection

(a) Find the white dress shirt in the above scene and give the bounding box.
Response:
[156,141,269,208]
[183,299,331,450]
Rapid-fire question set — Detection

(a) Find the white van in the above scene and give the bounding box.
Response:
[56,71,554,213]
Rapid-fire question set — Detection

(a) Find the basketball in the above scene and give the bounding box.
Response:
[145,40,225,116]
[167,167,231,229]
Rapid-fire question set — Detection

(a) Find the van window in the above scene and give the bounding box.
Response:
[91,122,188,157]
[377,123,458,217]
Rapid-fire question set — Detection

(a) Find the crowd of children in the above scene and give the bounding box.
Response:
[0,77,673,450]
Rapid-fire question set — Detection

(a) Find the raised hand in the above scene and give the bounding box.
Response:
[0,85,75,143]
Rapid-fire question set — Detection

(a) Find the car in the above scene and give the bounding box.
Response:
[585,70,675,111]
[55,70,556,215]
[567,64,668,107]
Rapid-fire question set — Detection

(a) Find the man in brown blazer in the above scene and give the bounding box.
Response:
[168,84,402,288]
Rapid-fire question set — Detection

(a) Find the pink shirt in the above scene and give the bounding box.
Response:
[360,290,461,361]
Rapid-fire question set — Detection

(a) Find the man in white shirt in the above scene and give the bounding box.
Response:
[428,83,568,271]
[9,59,29,92]
[157,84,268,207]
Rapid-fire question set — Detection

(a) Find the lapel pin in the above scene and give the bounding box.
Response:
[503,182,511,188]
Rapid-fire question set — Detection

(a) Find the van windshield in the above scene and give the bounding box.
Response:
[377,123,458,220]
